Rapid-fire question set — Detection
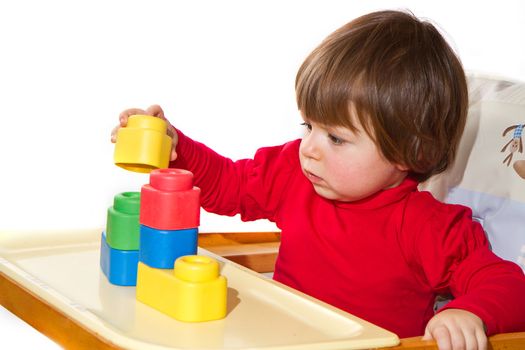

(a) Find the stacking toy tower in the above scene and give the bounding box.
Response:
[138,169,200,267]
[101,114,173,287]
[104,115,227,322]
[136,169,227,322]
[100,192,141,286]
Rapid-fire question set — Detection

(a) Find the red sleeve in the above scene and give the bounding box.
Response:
[443,249,525,335]
[406,195,525,335]
[170,130,299,222]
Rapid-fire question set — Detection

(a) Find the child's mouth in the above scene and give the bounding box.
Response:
[305,170,323,184]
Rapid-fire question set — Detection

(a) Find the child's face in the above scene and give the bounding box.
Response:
[299,113,408,202]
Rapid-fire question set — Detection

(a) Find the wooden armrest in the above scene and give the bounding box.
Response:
[198,231,280,273]
[380,333,525,349]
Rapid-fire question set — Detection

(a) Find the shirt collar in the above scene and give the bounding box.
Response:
[332,176,419,210]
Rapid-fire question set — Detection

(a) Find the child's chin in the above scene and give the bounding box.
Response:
[311,185,338,200]
[312,185,361,202]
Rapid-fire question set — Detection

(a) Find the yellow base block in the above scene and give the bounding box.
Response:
[136,259,227,322]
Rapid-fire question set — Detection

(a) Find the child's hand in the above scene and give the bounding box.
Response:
[111,105,179,161]
[422,309,487,350]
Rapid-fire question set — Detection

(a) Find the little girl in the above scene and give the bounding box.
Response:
[112,10,525,350]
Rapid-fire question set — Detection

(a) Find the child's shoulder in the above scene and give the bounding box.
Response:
[253,139,302,167]
[404,189,477,231]
[257,139,301,155]
[399,189,488,262]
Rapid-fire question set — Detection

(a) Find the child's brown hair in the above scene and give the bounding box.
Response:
[295,10,468,182]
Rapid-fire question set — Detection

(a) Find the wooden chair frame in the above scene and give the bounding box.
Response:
[1,231,524,349]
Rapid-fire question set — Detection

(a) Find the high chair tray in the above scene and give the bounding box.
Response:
[0,229,399,349]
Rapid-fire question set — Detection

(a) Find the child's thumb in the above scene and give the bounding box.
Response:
[170,147,178,162]
[421,327,433,341]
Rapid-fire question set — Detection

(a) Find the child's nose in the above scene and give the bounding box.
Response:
[300,133,321,160]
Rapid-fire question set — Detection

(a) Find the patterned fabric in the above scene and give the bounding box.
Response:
[421,73,525,271]
[513,124,523,138]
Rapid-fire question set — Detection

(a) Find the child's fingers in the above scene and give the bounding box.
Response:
[145,105,176,136]
[426,325,453,350]
[119,108,148,126]
[170,147,178,162]
[458,326,487,350]
[424,324,486,350]
[447,326,467,350]
[114,106,178,157]
[474,328,488,350]
[110,124,120,143]
[421,326,432,341]
[144,104,177,144]
[145,104,165,119]
[113,108,146,143]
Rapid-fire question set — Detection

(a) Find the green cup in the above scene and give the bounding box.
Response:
[106,192,141,250]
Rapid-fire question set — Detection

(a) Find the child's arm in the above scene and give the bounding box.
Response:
[171,128,298,220]
[422,308,487,350]
[403,197,525,348]
[112,105,297,221]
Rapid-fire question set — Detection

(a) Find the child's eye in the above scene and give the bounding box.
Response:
[300,122,312,132]
[328,134,345,145]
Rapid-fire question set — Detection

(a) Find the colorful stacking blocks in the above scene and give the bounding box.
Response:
[140,225,198,269]
[136,168,228,322]
[109,119,228,322]
[100,192,141,286]
[139,168,201,266]
[140,168,200,230]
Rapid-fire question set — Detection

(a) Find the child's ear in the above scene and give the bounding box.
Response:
[394,163,410,172]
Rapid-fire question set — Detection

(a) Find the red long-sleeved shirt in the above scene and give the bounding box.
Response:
[172,131,525,337]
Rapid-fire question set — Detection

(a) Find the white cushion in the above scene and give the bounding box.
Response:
[421,72,525,270]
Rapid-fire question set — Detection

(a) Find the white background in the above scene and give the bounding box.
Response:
[0,0,524,348]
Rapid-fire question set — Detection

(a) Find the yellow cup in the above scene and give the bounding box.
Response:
[114,115,172,173]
